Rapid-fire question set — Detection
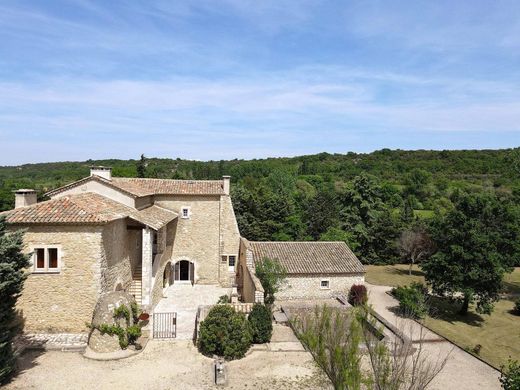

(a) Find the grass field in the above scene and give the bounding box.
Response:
[366,264,520,369]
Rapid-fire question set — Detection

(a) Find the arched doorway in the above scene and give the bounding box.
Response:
[174,260,194,284]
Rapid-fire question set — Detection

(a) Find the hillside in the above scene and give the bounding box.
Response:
[1,148,519,264]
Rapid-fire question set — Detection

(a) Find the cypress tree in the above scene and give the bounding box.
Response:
[0,216,30,383]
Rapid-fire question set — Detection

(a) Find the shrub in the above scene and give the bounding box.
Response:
[514,298,520,315]
[500,359,520,390]
[255,257,287,304]
[217,295,230,304]
[248,304,273,343]
[391,282,428,319]
[348,284,368,306]
[198,305,252,360]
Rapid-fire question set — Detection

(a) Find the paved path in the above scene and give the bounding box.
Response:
[154,284,231,339]
[366,283,501,390]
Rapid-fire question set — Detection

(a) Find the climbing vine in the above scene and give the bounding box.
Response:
[88,303,142,349]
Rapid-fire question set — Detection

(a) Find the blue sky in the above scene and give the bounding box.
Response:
[1,0,520,165]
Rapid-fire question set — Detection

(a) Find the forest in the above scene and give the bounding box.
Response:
[1,148,519,266]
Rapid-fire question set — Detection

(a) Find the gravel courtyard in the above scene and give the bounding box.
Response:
[5,327,329,390]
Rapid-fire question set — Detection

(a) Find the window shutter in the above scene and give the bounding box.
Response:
[189,262,194,285]
[174,261,180,281]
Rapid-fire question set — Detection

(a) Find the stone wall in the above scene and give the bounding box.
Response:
[154,195,221,285]
[237,238,264,303]
[101,219,135,293]
[150,221,176,308]
[15,225,104,333]
[50,179,135,208]
[275,274,365,301]
[218,195,241,287]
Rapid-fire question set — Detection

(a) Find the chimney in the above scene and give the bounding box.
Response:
[90,166,112,181]
[15,189,37,209]
[222,176,231,195]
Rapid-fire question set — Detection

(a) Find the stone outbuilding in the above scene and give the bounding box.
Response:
[240,241,365,301]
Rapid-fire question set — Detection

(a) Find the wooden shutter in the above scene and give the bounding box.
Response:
[174,261,180,281]
[189,262,194,285]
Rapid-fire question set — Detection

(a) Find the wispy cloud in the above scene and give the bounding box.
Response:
[0,1,519,164]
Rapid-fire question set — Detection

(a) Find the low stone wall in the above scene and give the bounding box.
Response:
[276,274,365,301]
[241,263,264,303]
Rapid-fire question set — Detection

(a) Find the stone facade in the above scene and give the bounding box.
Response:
[275,274,365,301]
[101,219,137,293]
[155,194,240,286]
[237,238,264,303]
[15,225,105,333]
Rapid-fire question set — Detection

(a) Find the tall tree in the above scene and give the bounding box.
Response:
[422,192,520,315]
[398,226,435,275]
[0,217,30,383]
[136,154,147,178]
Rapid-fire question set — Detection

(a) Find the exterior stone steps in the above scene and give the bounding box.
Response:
[130,265,143,305]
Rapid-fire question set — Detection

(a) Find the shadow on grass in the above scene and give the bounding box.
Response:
[388,267,425,278]
[427,296,485,327]
[502,281,520,295]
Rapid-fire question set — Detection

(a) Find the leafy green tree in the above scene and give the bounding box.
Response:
[197,305,252,360]
[422,192,520,315]
[136,154,147,178]
[255,257,287,304]
[248,304,273,343]
[339,174,400,264]
[0,217,30,383]
[304,190,338,240]
[404,168,432,202]
[500,359,520,390]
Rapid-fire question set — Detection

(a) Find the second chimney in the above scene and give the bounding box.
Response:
[222,176,231,195]
[15,189,37,209]
[90,166,112,181]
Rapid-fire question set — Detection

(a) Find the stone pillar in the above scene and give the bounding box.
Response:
[141,227,153,307]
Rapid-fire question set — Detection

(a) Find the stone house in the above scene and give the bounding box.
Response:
[1,166,364,334]
[238,239,365,301]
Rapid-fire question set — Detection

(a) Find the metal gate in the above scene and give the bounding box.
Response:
[153,312,177,339]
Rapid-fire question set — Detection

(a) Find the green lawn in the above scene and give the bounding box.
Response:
[366,264,520,369]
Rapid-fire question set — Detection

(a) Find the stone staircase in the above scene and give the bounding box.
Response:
[129,265,142,305]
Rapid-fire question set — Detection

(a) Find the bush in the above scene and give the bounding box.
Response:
[248,304,273,343]
[391,282,428,319]
[217,295,230,304]
[500,359,520,390]
[198,305,252,360]
[348,284,368,306]
[514,298,520,315]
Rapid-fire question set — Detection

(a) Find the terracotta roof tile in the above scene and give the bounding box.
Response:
[110,177,225,196]
[1,193,177,229]
[249,241,365,275]
[45,176,225,198]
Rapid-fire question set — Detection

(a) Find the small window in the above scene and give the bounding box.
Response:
[228,255,236,272]
[181,207,190,219]
[35,248,45,269]
[33,247,60,273]
[320,280,330,289]
[48,248,58,269]
[221,255,228,263]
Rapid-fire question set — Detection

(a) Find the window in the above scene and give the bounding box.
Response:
[48,248,58,269]
[228,255,236,272]
[320,280,330,289]
[181,207,190,219]
[221,255,228,263]
[33,247,60,273]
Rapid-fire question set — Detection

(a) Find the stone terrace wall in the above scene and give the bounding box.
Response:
[15,225,104,333]
[276,274,365,301]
